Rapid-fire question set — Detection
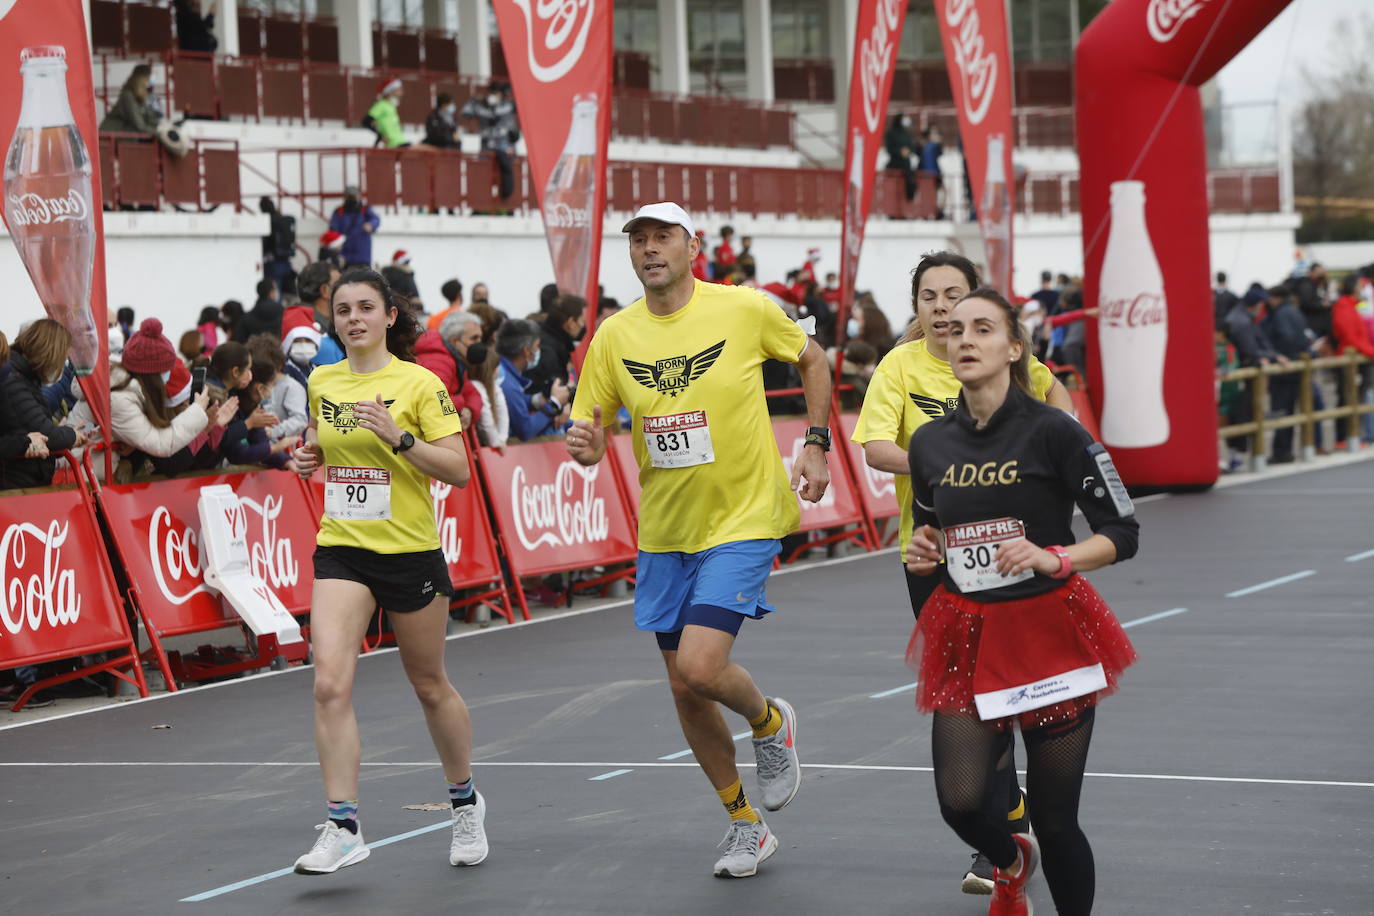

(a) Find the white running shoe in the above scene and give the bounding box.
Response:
[752,696,800,811]
[449,791,489,866]
[293,821,369,875]
[713,819,778,878]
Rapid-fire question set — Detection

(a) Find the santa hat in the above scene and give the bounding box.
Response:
[761,282,801,307]
[166,361,192,408]
[378,77,402,97]
[392,249,411,266]
[281,306,322,353]
[320,230,345,250]
[806,247,822,263]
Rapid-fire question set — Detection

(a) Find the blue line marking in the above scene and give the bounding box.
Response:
[1345,548,1374,563]
[869,681,919,699]
[657,731,751,762]
[1122,607,1189,629]
[590,769,633,781]
[181,820,451,901]
[1225,570,1316,598]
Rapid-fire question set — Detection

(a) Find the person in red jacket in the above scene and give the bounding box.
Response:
[691,230,711,280]
[1331,274,1374,445]
[414,310,484,429]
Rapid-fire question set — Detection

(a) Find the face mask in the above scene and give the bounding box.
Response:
[290,340,318,364]
[527,346,542,369]
[901,116,912,128]
[487,94,500,107]
[847,318,861,338]
[466,342,488,365]
[160,370,172,384]
[445,104,457,116]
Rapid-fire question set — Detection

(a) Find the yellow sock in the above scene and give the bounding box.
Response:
[1007,794,1026,822]
[749,701,781,738]
[716,779,761,823]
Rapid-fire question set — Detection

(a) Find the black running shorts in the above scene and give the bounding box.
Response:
[313,545,453,613]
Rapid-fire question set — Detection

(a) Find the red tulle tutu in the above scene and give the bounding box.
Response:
[906,576,1137,731]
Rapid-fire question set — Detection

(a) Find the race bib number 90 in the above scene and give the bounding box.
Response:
[944,517,1034,594]
[643,410,715,469]
[325,466,393,521]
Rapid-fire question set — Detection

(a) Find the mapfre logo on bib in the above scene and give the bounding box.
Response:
[511,0,595,83]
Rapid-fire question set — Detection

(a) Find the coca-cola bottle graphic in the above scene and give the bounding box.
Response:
[543,93,598,300]
[4,46,100,376]
[1098,180,1170,448]
[979,133,1011,295]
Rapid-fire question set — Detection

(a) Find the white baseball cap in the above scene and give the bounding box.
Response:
[621,202,695,238]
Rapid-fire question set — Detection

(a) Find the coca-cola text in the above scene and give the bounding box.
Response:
[544,200,592,228]
[513,0,594,83]
[430,480,464,565]
[6,188,89,226]
[1147,0,1210,43]
[0,520,81,636]
[149,495,299,606]
[943,0,999,126]
[857,0,904,133]
[511,461,609,550]
[1100,292,1166,329]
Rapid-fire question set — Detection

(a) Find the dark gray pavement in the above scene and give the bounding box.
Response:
[1,460,1371,915]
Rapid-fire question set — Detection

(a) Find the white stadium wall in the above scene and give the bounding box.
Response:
[2,209,1298,345]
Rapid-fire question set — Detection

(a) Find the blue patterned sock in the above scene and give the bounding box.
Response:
[327,799,358,834]
[448,777,475,809]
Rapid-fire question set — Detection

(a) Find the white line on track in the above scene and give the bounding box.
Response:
[658,730,750,761]
[1225,570,1316,598]
[1345,548,1374,563]
[1121,607,1189,628]
[869,682,919,699]
[589,768,633,781]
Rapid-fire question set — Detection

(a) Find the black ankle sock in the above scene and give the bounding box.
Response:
[451,794,477,809]
[330,817,358,834]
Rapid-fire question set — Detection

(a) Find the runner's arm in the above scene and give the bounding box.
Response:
[397,431,470,488]
[796,337,832,429]
[863,440,909,474]
[1045,379,1074,415]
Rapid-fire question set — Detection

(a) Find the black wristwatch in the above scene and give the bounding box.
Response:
[803,426,832,452]
[393,431,416,454]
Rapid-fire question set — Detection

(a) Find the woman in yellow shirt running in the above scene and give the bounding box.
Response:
[851,250,1072,896]
[290,268,488,875]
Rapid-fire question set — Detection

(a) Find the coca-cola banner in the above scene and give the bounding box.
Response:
[607,432,640,519]
[0,0,109,430]
[838,0,909,339]
[772,419,866,533]
[98,472,317,640]
[935,0,1015,296]
[839,414,899,521]
[429,477,505,590]
[0,488,135,669]
[1076,0,1291,486]
[492,0,612,366]
[479,440,636,580]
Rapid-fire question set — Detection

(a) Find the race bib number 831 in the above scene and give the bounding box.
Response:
[643,410,715,469]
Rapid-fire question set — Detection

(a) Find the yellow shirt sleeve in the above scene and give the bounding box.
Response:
[416,375,464,441]
[570,329,622,425]
[1029,358,1054,401]
[851,351,906,445]
[756,294,809,364]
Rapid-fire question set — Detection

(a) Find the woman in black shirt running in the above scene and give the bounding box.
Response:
[905,288,1139,916]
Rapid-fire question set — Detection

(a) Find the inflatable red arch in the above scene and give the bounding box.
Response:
[1076,0,1292,487]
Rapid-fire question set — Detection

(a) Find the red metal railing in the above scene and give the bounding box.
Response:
[98,133,242,211]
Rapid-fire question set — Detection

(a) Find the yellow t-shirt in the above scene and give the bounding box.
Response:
[572,280,809,553]
[851,338,1055,561]
[310,356,463,553]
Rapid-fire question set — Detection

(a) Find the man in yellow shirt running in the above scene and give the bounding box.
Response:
[568,202,832,879]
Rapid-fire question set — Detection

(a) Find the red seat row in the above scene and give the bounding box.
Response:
[98,133,241,211]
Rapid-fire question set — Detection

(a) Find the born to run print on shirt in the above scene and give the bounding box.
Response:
[320,397,397,434]
[622,340,725,398]
[910,392,960,419]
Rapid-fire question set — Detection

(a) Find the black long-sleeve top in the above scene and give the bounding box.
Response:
[908,386,1139,602]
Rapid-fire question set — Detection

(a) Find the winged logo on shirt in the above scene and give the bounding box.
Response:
[910,393,960,419]
[320,396,397,433]
[622,340,726,397]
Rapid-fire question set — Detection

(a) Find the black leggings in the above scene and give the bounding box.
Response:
[932,708,1096,915]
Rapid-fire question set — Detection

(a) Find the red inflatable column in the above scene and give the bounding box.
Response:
[1076,0,1292,487]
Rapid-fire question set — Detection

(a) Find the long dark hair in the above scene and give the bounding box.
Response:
[112,370,172,429]
[331,267,420,362]
[898,251,980,345]
[956,286,1032,395]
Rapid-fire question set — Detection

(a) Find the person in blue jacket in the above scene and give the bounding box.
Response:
[328,186,381,269]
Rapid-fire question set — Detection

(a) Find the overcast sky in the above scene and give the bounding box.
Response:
[1214,0,1370,106]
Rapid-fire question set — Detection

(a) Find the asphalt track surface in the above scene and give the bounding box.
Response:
[1,460,1371,915]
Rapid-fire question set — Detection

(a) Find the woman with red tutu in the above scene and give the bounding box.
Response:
[905,288,1139,916]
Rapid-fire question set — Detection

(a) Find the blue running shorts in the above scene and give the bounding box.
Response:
[634,539,782,634]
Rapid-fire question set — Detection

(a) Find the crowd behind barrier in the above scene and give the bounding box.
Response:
[3,224,1372,710]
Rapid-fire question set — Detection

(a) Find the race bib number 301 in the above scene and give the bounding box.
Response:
[325,465,393,520]
[643,410,715,469]
[944,517,1035,594]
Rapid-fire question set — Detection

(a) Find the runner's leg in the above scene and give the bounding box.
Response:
[930,711,1019,869]
[661,640,750,792]
[309,578,381,801]
[674,624,768,723]
[391,594,472,784]
[1022,708,1096,916]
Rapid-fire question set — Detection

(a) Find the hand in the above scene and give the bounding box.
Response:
[354,393,402,447]
[270,436,295,454]
[791,443,830,503]
[193,388,211,412]
[1084,307,1100,318]
[459,406,473,429]
[905,524,944,576]
[1276,355,1292,367]
[565,404,605,465]
[25,431,48,459]
[72,428,90,448]
[214,395,240,427]
[293,440,324,478]
[550,379,571,406]
[246,407,279,429]
[363,223,374,233]
[994,538,1060,577]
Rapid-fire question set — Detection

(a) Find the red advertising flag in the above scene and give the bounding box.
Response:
[0,0,109,431]
[772,418,866,533]
[838,0,909,339]
[492,0,612,366]
[935,0,1016,296]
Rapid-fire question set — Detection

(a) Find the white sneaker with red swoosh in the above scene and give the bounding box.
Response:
[752,696,800,811]
[712,819,778,878]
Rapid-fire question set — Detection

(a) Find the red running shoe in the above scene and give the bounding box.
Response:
[989,833,1040,915]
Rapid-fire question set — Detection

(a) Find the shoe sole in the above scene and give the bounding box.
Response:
[961,872,994,895]
[713,829,779,878]
[293,844,370,875]
[760,697,800,812]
